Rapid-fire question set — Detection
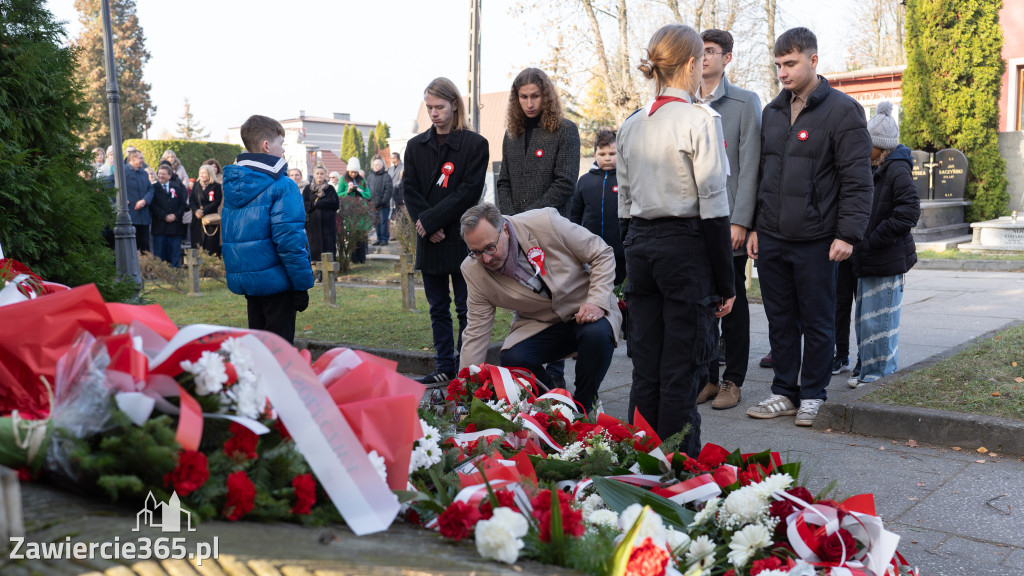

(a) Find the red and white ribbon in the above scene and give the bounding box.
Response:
[514,412,563,452]
[653,474,721,505]
[436,162,454,188]
[527,246,546,276]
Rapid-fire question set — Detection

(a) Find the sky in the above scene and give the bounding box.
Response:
[45,0,851,143]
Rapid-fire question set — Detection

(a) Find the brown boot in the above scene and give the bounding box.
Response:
[696,382,719,404]
[712,380,741,410]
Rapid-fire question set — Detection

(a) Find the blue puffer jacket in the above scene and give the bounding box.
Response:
[222,153,314,296]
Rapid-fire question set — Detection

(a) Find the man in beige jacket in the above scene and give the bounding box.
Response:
[459,203,620,412]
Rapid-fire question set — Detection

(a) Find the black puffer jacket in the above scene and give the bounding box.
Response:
[755,76,874,244]
[851,145,921,278]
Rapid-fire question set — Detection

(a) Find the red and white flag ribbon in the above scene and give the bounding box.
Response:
[514,412,563,452]
[653,474,721,505]
[435,162,454,188]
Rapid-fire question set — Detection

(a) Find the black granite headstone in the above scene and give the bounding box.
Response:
[911,150,932,201]
[933,148,968,200]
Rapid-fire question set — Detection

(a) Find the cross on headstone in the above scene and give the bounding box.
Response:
[185,248,201,296]
[923,154,940,200]
[318,253,340,306]
[397,253,417,312]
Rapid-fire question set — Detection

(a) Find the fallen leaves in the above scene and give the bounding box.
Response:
[976,460,987,464]
[907,497,918,501]
[991,391,1002,397]
[904,439,919,448]
[917,482,926,487]
[952,447,962,451]
[978,447,989,454]
[1015,377,1024,383]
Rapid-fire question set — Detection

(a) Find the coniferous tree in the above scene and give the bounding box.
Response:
[353,127,367,170]
[73,0,155,149]
[901,0,1007,221]
[0,0,135,301]
[175,98,209,141]
[374,121,390,150]
[340,125,359,167]
[366,131,379,163]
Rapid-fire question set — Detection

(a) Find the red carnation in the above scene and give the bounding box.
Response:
[786,486,814,504]
[446,379,467,401]
[607,423,632,443]
[291,473,316,515]
[479,488,520,519]
[458,367,472,379]
[473,385,494,400]
[223,471,256,521]
[624,537,670,576]
[571,421,602,441]
[531,489,584,542]
[739,463,769,486]
[751,556,785,575]
[820,528,858,562]
[437,501,481,541]
[223,422,259,459]
[681,454,711,474]
[724,571,736,576]
[163,450,209,497]
[464,423,478,433]
[532,412,551,431]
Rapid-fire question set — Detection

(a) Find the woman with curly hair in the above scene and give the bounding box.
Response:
[495,68,581,218]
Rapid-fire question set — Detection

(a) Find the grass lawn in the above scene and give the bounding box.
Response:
[862,322,1024,421]
[337,260,422,285]
[145,278,512,352]
[917,249,1024,261]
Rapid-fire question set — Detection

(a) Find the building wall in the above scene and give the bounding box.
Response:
[999,1,1024,132]
[1000,131,1024,214]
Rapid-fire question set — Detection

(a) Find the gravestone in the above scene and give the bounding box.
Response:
[185,248,201,297]
[317,253,340,307]
[910,150,932,201]
[933,148,968,200]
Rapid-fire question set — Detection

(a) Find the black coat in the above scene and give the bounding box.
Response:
[570,163,625,285]
[150,181,188,236]
[303,183,339,261]
[755,76,874,244]
[851,145,921,278]
[403,126,489,274]
[366,169,394,209]
[189,181,223,255]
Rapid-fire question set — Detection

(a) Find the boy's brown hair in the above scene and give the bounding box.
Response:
[593,129,616,153]
[240,114,285,153]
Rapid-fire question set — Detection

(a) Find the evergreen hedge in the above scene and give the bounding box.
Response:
[900,0,1008,222]
[123,139,242,179]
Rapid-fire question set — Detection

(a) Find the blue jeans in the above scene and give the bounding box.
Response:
[855,275,903,382]
[500,319,615,413]
[376,205,391,244]
[153,234,182,267]
[757,234,837,402]
[422,272,467,374]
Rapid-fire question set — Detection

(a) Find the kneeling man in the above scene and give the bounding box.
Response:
[458,203,620,411]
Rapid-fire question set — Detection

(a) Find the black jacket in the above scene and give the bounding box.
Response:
[366,168,394,209]
[150,180,188,236]
[755,76,874,244]
[403,126,489,274]
[570,163,625,285]
[851,145,921,278]
[303,183,338,261]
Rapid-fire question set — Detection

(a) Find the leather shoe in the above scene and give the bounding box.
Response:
[696,382,719,404]
[711,380,741,409]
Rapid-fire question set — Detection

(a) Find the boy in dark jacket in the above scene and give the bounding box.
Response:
[150,164,188,267]
[570,129,625,286]
[222,115,314,344]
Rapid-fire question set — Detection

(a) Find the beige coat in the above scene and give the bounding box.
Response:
[459,208,621,369]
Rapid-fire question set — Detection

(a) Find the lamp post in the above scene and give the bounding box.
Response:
[101,0,142,292]
[467,0,481,133]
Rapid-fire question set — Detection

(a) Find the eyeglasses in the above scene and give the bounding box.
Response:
[468,229,502,259]
[704,48,728,57]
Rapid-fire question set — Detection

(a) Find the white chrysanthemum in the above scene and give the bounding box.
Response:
[685,535,716,568]
[180,351,227,395]
[692,497,720,526]
[666,526,691,555]
[587,509,619,529]
[755,473,794,499]
[367,450,388,483]
[721,485,769,527]
[618,504,668,548]
[475,507,528,564]
[409,419,444,473]
[226,378,267,419]
[581,493,608,520]
[485,400,514,420]
[553,403,574,421]
[726,523,771,567]
[552,441,585,461]
[219,338,253,372]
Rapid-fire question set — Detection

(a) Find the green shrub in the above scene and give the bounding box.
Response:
[123,138,242,179]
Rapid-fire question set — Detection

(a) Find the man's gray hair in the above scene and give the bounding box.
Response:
[460,203,503,238]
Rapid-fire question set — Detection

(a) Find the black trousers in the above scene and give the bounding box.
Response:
[246,291,297,344]
[422,271,468,374]
[757,234,837,402]
[625,218,716,458]
[500,319,614,413]
[709,254,751,386]
[834,259,856,360]
[133,224,150,253]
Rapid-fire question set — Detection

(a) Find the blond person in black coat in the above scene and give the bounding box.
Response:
[189,164,223,256]
[302,166,339,272]
[403,77,489,384]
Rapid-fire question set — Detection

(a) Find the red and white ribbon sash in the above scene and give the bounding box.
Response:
[653,473,721,505]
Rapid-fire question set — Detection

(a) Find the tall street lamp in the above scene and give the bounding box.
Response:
[101,0,142,293]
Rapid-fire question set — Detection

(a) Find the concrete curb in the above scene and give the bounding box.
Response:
[814,402,1024,455]
[294,337,503,375]
[914,258,1024,272]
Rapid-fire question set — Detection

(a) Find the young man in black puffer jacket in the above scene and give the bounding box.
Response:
[569,129,625,286]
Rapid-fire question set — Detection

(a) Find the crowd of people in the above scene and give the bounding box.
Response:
[90,22,919,458]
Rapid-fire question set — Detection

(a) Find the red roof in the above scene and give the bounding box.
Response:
[319,150,347,175]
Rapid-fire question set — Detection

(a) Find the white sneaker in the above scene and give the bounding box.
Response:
[848,377,863,389]
[746,394,797,419]
[795,399,823,426]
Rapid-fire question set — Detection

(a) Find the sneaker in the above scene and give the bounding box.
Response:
[831,356,850,375]
[795,399,823,426]
[759,352,774,369]
[848,377,864,389]
[417,370,453,385]
[696,382,719,404]
[852,358,861,377]
[746,394,797,419]
[549,372,567,390]
[712,380,741,410]
[717,340,727,366]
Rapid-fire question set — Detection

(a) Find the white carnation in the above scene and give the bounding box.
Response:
[618,504,668,548]
[587,509,619,528]
[685,535,716,569]
[726,523,771,567]
[692,497,720,526]
[368,450,388,483]
[180,351,227,395]
[226,377,267,419]
[581,493,608,520]
[475,507,528,564]
[219,338,253,372]
[666,526,691,555]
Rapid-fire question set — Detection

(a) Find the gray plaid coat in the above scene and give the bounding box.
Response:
[495,118,580,217]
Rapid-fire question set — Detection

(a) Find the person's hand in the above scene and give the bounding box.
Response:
[429,229,445,243]
[134,199,146,211]
[195,209,204,219]
[730,224,747,251]
[165,214,175,222]
[317,190,324,198]
[829,238,853,262]
[714,296,736,319]
[574,302,605,324]
[415,219,427,237]
[292,290,309,312]
[746,230,759,260]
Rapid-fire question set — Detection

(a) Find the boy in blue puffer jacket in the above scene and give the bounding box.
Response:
[222,115,314,343]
